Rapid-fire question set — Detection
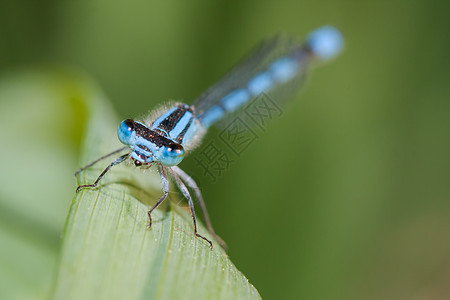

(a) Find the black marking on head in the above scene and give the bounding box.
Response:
[167,143,184,154]
[131,120,177,148]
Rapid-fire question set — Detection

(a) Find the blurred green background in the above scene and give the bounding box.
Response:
[1,0,450,299]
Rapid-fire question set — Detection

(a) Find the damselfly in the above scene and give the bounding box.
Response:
[75,26,343,249]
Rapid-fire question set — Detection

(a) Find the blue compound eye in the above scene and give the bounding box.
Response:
[118,119,135,145]
[160,143,185,166]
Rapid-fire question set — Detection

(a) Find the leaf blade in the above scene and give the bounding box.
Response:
[53,78,260,300]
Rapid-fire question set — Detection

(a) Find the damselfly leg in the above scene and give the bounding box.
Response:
[76,153,129,192]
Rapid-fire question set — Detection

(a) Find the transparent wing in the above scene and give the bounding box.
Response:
[192,35,308,116]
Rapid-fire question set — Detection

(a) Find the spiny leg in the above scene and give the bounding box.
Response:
[75,146,128,176]
[169,168,213,249]
[76,153,129,192]
[172,166,227,250]
[148,165,169,228]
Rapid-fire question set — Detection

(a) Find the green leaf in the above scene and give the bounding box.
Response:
[51,71,260,299]
[0,69,92,300]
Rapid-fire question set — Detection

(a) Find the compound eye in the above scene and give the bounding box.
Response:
[160,143,185,166]
[118,119,135,145]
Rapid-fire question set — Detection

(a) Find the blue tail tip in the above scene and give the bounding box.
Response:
[306,26,344,60]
